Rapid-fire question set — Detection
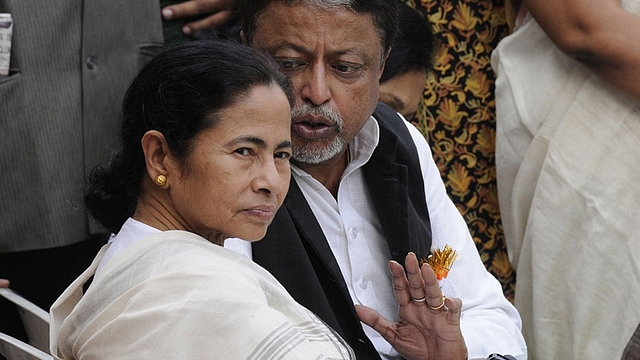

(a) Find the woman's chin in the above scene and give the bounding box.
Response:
[232,229,268,243]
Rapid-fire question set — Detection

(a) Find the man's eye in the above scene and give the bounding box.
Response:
[235,148,251,156]
[276,59,302,70]
[279,60,296,69]
[275,58,306,73]
[333,63,361,77]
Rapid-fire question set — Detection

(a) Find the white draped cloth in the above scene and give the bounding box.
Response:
[50,230,354,359]
[492,2,640,358]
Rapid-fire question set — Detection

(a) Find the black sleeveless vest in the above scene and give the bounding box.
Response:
[253,102,432,359]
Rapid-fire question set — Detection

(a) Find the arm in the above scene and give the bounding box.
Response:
[405,121,527,359]
[523,0,640,101]
[161,0,236,35]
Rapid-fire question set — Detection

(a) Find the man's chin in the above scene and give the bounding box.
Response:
[292,152,328,165]
[292,137,346,165]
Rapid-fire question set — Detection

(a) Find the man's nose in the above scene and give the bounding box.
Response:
[298,63,331,106]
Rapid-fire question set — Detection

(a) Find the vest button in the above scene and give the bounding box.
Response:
[86,56,97,70]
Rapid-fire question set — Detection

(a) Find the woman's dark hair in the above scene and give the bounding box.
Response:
[85,38,292,234]
[380,2,435,83]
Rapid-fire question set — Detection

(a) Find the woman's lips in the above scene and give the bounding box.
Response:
[243,205,276,220]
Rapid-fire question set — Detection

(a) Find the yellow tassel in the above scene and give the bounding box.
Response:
[420,245,459,280]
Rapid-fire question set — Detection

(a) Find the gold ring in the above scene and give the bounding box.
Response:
[412,296,426,303]
[427,294,446,310]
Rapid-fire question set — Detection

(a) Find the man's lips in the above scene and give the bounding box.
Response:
[292,114,332,126]
[292,116,336,139]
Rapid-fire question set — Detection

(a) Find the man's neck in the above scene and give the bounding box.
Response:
[293,148,350,198]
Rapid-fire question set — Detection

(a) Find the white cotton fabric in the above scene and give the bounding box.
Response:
[50,228,354,359]
[96,218,160,272]
[492,3,640,358]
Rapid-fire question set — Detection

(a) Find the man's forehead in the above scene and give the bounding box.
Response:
[255,1,373,29]
[252,2,383,51]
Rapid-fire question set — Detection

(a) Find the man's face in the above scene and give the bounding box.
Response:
[249,2,385,165]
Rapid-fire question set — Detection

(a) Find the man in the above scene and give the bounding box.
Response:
[0,0,164,340]
[228,1,527,359]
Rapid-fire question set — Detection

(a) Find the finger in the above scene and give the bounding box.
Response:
[162,0,223,20]
[404,252,427,305]
[421,262,446,309]
[182,11,236,33]
[389,260,412,306]
[444,296,463,325]
[0,279,9,288]
[355,304,397,342]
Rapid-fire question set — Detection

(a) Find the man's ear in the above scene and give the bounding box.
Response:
[378,47,392,80]
[141,130,172,187]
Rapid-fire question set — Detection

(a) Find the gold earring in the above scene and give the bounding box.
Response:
[155,174,167,187]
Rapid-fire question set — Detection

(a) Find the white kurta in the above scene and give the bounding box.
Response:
[492,3,640,358]
[50,229,354,359]
[228,115,527,360]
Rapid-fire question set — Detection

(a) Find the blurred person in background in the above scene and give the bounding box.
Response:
[492,0,640,358]
[0,0,233,342]
[399,0,517,301]
[378,2,435,127]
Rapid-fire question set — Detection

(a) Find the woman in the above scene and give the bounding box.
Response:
[49,38,355,359]
[49,38,470,360]
[378,1,434,125]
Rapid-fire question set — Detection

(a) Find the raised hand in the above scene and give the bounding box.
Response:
[356,252,467,360]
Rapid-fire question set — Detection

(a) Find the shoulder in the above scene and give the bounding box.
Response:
[372,102,426,147]
[97,231,273,295]
[370,102,432,167]
[373,102,407,133]
[79,231,295,323]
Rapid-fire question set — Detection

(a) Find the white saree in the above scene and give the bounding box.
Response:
[492,3,640,359]
[50,231,354,359]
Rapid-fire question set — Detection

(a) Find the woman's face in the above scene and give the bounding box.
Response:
[379,69,428,122]
[167,84,292,243]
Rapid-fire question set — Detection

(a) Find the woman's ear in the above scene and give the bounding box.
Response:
[240,30,248,46]
[141,130,172,188]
